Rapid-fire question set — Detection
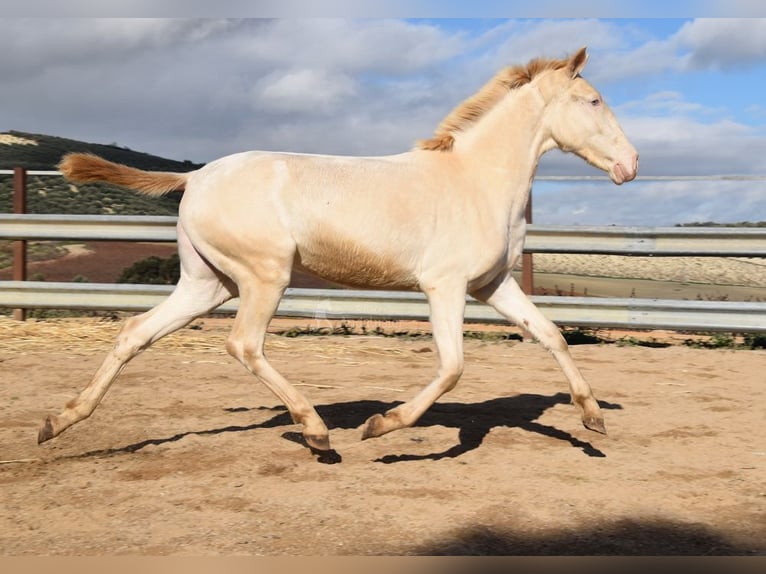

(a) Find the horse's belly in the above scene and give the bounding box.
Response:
[295,234,419,290]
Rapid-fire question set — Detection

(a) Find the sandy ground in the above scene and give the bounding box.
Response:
[0,317,764,556]
[533,254,766,288]
[529,254,766,301]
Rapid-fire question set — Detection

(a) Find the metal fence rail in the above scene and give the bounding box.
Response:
[2,213,766,256]
[1,201,764,332]
[1,282,764,332]
[0,214,179,242]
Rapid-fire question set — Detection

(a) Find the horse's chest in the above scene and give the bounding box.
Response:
[465,223,524,288]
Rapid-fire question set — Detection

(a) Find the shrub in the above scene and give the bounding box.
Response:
[117,254,180,284]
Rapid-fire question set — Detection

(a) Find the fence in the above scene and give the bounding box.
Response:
[1,169,765,332]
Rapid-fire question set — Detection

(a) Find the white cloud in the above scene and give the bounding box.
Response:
[232,19,465,74]
[617,91,711,116]
[486,19,628,69]
[0,19,238,78]
[252,69,358,113]
[584,18,766,83]
[586,39,680,83]
[674,18,766,70]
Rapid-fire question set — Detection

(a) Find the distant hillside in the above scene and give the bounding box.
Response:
[0,131,203,215]
[0,130,201,172]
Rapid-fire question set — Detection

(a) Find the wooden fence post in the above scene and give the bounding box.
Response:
[13,167,27,321]
[521,192,534,295]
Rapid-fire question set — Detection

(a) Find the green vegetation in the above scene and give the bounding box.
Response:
[0,175,184,215]
[682,332,766,350]
[117,254,180,284]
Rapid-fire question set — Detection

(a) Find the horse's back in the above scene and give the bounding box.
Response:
[179,150,436,289]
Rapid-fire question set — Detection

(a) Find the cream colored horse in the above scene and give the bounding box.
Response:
[40,47,637,454]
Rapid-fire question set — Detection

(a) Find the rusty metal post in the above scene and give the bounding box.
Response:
[521,191,534,295]
[12,167,27,321]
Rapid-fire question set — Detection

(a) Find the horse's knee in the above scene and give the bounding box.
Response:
[532,323,568,353]
[226,335,266,371]
[440,359,464,392]
[112,316,150,359]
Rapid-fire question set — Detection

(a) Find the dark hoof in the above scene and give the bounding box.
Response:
[583,416,607,435]
[361,413,385,440]
[37,417,55,444]
[281,432,342,464]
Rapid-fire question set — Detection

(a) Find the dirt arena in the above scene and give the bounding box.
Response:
[0,317,764,556]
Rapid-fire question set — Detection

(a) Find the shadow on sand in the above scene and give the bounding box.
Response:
[407,517,761,556]
[70,392,620,464]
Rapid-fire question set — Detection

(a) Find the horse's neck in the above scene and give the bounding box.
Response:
[452,84,550,218]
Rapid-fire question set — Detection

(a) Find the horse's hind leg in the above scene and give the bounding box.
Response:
[38,227,235,443]
[225,274,331,452]
[472,273,606,434]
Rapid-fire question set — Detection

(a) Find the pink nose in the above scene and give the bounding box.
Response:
[620,151,639,183]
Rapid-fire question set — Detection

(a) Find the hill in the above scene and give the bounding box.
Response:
[0,130,201,172]
[0,131,203,216]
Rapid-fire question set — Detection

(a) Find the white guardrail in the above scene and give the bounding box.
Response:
[1,213,765,332]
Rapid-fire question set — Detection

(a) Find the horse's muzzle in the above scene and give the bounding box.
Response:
[612,152,639,184]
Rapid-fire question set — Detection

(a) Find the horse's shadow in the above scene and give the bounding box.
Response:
[75,393,621,464]
[303,393,618,462]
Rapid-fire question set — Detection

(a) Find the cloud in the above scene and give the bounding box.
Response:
[233,19,465,74]
[0,19,238,79]
[0,18,470,160]
[252,69,358,113]
[488,18,629,65]
[533,180,766,226]
[15,1,763,18]
[617,91,712,116]
[674,18,766,70]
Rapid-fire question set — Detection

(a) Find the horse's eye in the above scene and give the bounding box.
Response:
[590,98,601,107]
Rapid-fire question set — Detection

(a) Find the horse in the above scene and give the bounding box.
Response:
[39,47,638,454]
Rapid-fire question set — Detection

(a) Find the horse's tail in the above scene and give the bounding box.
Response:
[58,153,189,196]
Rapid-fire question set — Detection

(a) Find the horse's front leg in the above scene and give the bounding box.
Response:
[472,272,606,434]
[361,282,466,440]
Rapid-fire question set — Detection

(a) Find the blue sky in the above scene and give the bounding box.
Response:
[1,17,766,225]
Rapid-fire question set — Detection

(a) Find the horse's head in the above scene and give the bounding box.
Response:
[538,47,638,185]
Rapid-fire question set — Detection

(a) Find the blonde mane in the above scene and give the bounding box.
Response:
[417,56,569,152]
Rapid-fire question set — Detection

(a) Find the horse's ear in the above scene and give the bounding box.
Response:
[569,46,588,78]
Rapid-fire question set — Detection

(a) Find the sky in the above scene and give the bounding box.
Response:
[2,16,766,226]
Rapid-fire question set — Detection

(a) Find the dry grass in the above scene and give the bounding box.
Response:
[0,316,429,357]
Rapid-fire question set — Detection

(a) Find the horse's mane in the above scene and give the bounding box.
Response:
[417,56,569,152]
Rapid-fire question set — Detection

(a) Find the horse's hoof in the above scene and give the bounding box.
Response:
[361,413,386,440]
[583,416,607,435]
[303,433,331,452]
[37,416,56,444]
